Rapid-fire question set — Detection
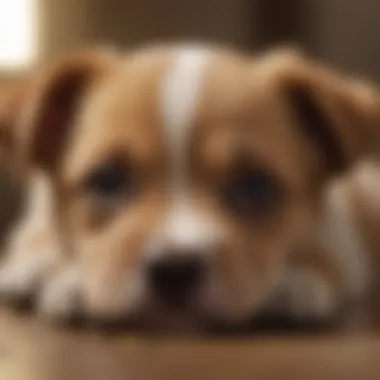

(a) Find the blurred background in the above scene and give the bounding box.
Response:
[1,0,380,80]
[0,0,380,236]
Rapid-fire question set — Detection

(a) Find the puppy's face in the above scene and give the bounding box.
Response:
[13,46,379,328]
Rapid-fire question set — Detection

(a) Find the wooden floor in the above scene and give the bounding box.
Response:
[0,300,380,380]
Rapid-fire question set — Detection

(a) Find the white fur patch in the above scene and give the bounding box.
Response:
[151,47,219,252]
[318,180,369,298]
[264,267,337,320]
[355,162,380,211]
[22,169,54,226]
[38,264,80,318]
[161,47,212,173]
[0,171,58,298]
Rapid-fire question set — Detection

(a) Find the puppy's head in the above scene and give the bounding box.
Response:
[12,45,380,328]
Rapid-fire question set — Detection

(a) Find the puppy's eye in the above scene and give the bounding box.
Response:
[84,161,132,198]
[224,168,282,217]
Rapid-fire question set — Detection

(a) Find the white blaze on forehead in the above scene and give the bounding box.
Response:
[161,47,212,175]
[153,47,218,251]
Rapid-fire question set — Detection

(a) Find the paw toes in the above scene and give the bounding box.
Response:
[37,265,81,321]
[0,263,40,304]
[264,270,338,324]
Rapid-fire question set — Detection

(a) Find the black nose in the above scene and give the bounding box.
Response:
[147,255,205,308]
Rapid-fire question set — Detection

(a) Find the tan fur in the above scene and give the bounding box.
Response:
[344,161,380,285]
[0,45,380,330]
[0,80,29,159]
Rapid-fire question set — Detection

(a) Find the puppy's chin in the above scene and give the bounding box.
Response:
[141,286,266,333]
[137,301,261,334]
[138,306,203,333]
[124,302,253,334]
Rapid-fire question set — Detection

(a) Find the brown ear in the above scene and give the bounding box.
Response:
[16,48,119,171]
[265,49,380,176]
[0,80,29,155]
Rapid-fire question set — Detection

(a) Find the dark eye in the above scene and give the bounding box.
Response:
[84,161,133,198]
[224,168,283,217]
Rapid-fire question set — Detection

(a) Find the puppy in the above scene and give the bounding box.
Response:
[0,80,61,303]
[0,44,379,331]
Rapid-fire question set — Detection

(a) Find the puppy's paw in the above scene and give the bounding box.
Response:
[0,228,60,306]
[264,268,338,323]
[38,264,82,321]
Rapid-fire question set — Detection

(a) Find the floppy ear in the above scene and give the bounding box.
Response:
[265,49,380,177]
[0,80,28,156]
[16,48,119,172]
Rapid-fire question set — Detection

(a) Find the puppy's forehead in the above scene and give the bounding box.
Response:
[115,45,249,131]
[81,47,241,143]
[68,46,255,181]
[159,47,214,149]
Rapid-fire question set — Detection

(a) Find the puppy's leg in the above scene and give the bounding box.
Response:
[37,262,82,320]
[0,171,61,303]
[0,228,59,300]
[263,246,344,323]
[263,176,371,324]
[0,221,81,320]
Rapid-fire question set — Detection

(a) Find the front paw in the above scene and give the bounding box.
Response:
[0,230,60,307]
[37,264,82,321]
[263,268,339,323]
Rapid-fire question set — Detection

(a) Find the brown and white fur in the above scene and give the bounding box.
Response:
[0,44,379,331]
